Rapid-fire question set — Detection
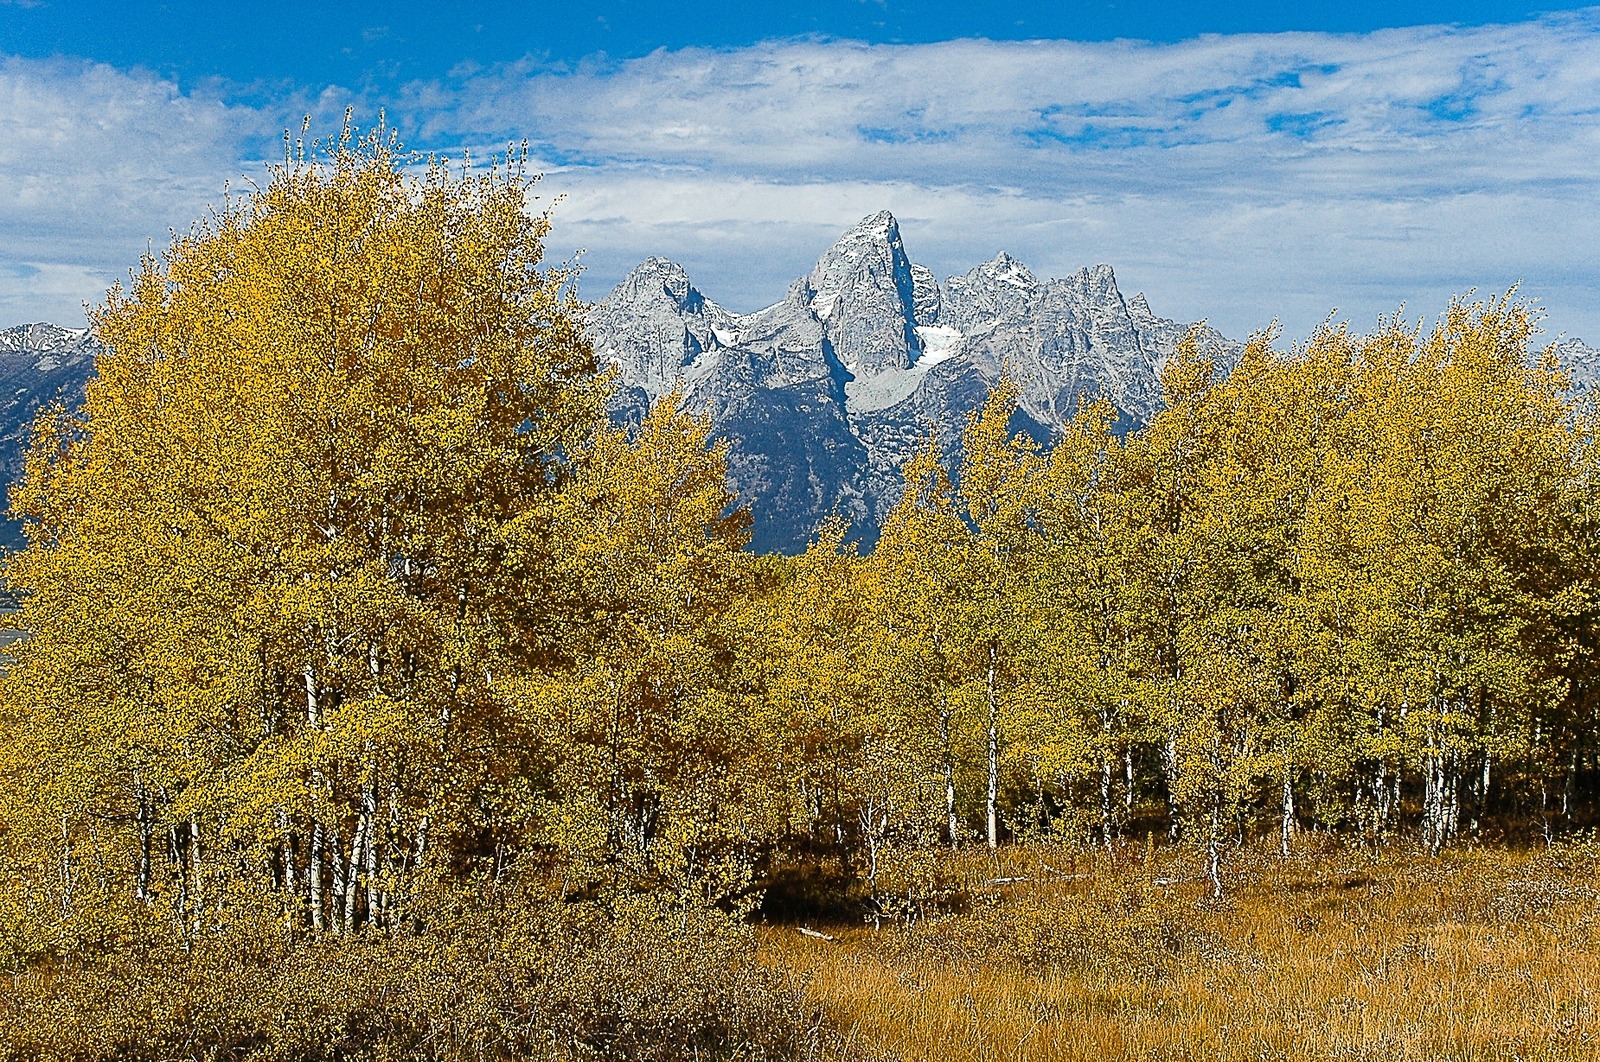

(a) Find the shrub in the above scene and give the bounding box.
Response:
[0,881,822,1062]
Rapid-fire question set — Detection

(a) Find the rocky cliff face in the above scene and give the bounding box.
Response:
[0,324,100,549]
[590,211,1240,551]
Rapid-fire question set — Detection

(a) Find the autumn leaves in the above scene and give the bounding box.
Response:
[0,129,1596,964]
[838,303,1596,900]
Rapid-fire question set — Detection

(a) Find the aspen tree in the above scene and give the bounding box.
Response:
[3,123,605,933]
[1115,337,1220,862]
[748,518,946,915]
[1297,299,1588,847]
[747,521,872,849]
[1029,400,1148,846]
[870,441,979,848]
[955,383,1048,849]
[1195,332,1344,857]
[1116,332,1300,891]
[512,395,761,897]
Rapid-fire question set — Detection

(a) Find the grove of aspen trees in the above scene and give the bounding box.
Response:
[0,128,1596,1060]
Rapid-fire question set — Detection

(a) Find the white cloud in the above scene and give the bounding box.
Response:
[0,56,280,324]
[408,13,1600,341]
[4,14,1600,343]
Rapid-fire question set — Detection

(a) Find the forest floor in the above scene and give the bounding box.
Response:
[767,835,1600,1062]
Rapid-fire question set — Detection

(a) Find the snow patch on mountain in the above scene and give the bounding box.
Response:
[591,211,1242,550]
[914,324,963,366]
[844,329,966,414]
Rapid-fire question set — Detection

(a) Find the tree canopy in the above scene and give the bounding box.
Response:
[1,126,1597,977]
[1,127,621,941]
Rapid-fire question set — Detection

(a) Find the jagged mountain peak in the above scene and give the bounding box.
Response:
[981,251,1037,282]
[942,255,1040,332]
[628,254,684,276]
[592,216,1250,551]
[816,210,901,255]
[588,257,739,402]
[807,211,910,314]
[1549,337,1600,397]
[612,256,709,313]
[1069,262,1120,290]
[852,209,898,234]
[805,211,920,377]
[821,209,900,249]
[964,253,1041,293]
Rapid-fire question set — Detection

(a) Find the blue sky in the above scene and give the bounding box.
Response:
[3,1,1600,344]
[1,2,1574,81]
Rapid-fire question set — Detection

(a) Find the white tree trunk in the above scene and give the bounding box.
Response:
[986,644,999,850]
[1280,768,1296,858]
[1163,734,1181,841]
[1099,711,1114,849]
[134,775,153,903]
[309,820,325,932]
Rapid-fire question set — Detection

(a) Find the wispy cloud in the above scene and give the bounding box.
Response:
[419,17,1600,189]
[402,12,1600,340]
[4,13,1600,342]
[0,56,277,323]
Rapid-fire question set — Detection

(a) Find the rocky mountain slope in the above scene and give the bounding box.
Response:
[591,211,1240,551]
[0,324,100,549]
[1550,338,1600,400]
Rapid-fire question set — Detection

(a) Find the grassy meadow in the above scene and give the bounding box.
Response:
[769,838,1600,1062]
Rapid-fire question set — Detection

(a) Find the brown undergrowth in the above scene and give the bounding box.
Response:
[771,836,1600,1062]
[0,884,829,1062]
[6,839,1598,1061]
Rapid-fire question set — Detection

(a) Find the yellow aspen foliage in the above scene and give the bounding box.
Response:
[502,394,762,899]
[862,383,1054,855]
[864,435,984,857]
[746,520,951,919]
[0,124,605,941]
[1026,398,1137,845]
[1298,297,1591,850]
[953,383,1052,850]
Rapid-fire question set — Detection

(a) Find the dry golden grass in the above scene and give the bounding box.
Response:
[768,837,1600,1062]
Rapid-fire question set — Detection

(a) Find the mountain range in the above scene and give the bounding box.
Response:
[0,214,1595,552]
[590,211,1242,551]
